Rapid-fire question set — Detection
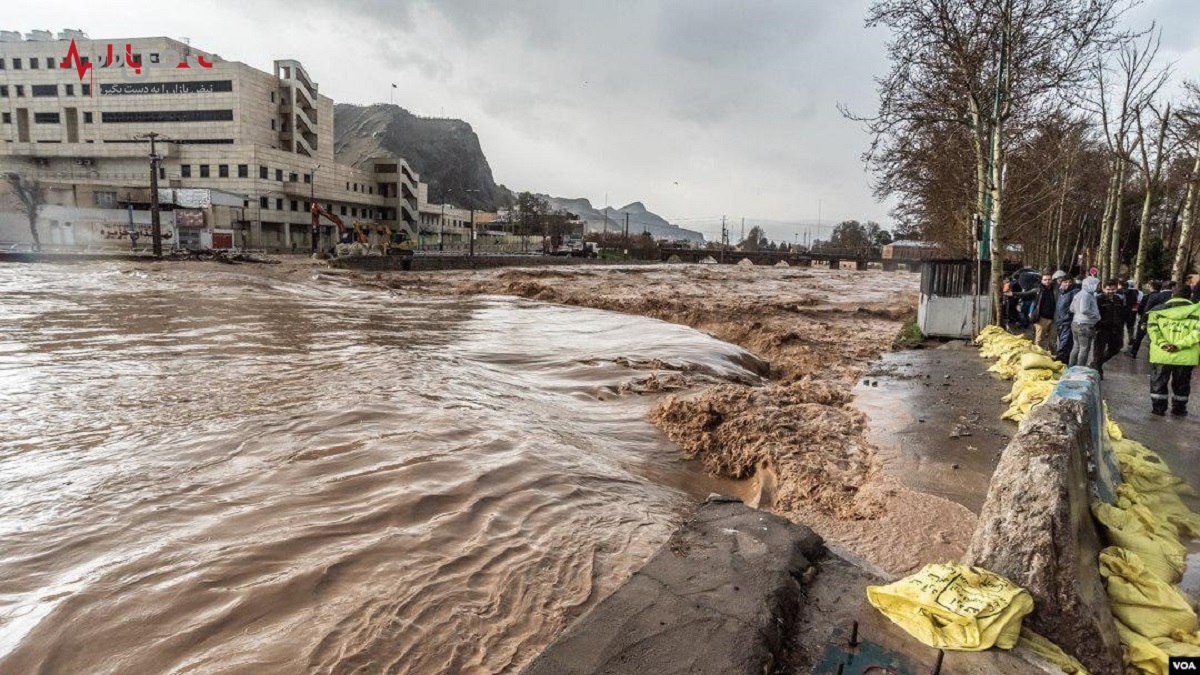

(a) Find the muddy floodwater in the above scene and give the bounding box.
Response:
[0,263,760,674]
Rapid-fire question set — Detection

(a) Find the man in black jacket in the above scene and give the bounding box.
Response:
[1017,271,1058,351]
[1130,280,1170,357]
[1094,279,1127,377]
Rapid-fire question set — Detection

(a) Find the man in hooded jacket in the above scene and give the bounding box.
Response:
[1070,277,1101,368]
[1147,285,1200,416]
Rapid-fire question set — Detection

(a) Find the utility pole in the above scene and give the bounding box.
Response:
[720,215,728,264]
[740,217,745,243]
[136,132,165,257]
[439,202,445,251]
[624,212,629,245]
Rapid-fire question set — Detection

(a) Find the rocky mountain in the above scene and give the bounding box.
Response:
[542,196,703,243]
[334,103,499,211]
[333,103,704,242]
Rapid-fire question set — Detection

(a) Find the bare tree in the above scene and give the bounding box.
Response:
[850,0,1131,322]
[1172,84,1200,281]
[1089,29,1168,279]
[5,173,45,253]
[1131,100,1173,285]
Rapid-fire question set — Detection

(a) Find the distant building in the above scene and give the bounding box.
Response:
[0,31,420,251]
[882,240,943,261]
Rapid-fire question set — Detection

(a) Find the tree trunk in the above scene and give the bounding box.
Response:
[1109,159,1127,280]
[1097,165,1118,278]
[1132,185,1153,286]
[989,125,1005,325]
[1172,139,1200,282]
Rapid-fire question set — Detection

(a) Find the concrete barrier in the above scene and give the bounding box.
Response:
[963,367,1123,675]
[522,497,824,675]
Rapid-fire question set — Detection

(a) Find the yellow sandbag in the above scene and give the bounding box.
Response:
[1116,484,1200,539]
[1015,367,1058,383]
[1113,439,1193,497]
[1117,620,1169,675]
[1098,547,1196,639]
[1001,380,1056,421]
[866,563,1033,651]
[1156,635,1200,657]
[1018,628,1090,674]
[1093,504,1186,584]
[1020,353,1062,371]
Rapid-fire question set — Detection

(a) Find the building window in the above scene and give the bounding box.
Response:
[66,84,74,96]
[0,58,5,70]
[271,118,276,131]
[30,58,38,70]
[369,186,374,195]
[159,167,165,179]
[181,165,192,178]
[31,84,57,97]
[260,196,269,209]
[34,112,60,124]
[340,206,346,216]
[130,54,141,67]
[199,165,210,178]
[1,113,9,124]
[287,172,296,182]
[13,58,22,70]
[238,164,248,178]
[290,200,298,212]
[276,198,283,210]
[94,191,117,208]
[218,164,228,178]
[101,110,234,123]
[346,181,349,190]
[149,53,159,64]
[303,201,310,211]
[15,85,24,97]
[259,165,268,179]
[352,207,358,217]
[271,91,276,103]
[46,58,54,69]
[303,173,311,184]
[275,169,282,181]
[82,84,90,96]
[0,86,7,97]
[83,111,93,123]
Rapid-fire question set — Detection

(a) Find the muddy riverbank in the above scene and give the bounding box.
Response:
[357,263,978,574]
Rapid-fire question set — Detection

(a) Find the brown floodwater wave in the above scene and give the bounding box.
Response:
[0,263,762,674]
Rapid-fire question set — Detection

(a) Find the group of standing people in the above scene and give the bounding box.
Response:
[1002,269,1200,416]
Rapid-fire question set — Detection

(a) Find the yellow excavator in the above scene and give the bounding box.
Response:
[359,220,414,257]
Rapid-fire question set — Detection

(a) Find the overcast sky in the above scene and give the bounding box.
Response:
[3,0,1197,242]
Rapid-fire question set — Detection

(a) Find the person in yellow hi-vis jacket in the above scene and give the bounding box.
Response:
[1147,284,1200,416]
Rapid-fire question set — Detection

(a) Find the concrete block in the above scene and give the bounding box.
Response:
[963,368,1123,675]
[522,498,824,675]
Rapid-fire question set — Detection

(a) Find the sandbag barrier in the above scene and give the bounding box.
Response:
[974,325,1200,674]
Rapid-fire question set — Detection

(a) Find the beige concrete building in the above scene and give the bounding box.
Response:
[0,31,420,251]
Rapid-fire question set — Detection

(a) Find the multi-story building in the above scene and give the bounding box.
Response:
[0,30,420,251]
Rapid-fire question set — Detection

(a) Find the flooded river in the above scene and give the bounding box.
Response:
[0,263,761,674]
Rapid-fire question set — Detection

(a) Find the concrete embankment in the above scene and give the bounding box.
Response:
[964,367,1124,674]
[522,496,823,675]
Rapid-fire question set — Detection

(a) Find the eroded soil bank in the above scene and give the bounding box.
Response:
[366,263,979,575]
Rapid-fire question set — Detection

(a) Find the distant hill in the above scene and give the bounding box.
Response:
[541,196,703,243]
[334,103,499,211]
[333,103,703,241]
